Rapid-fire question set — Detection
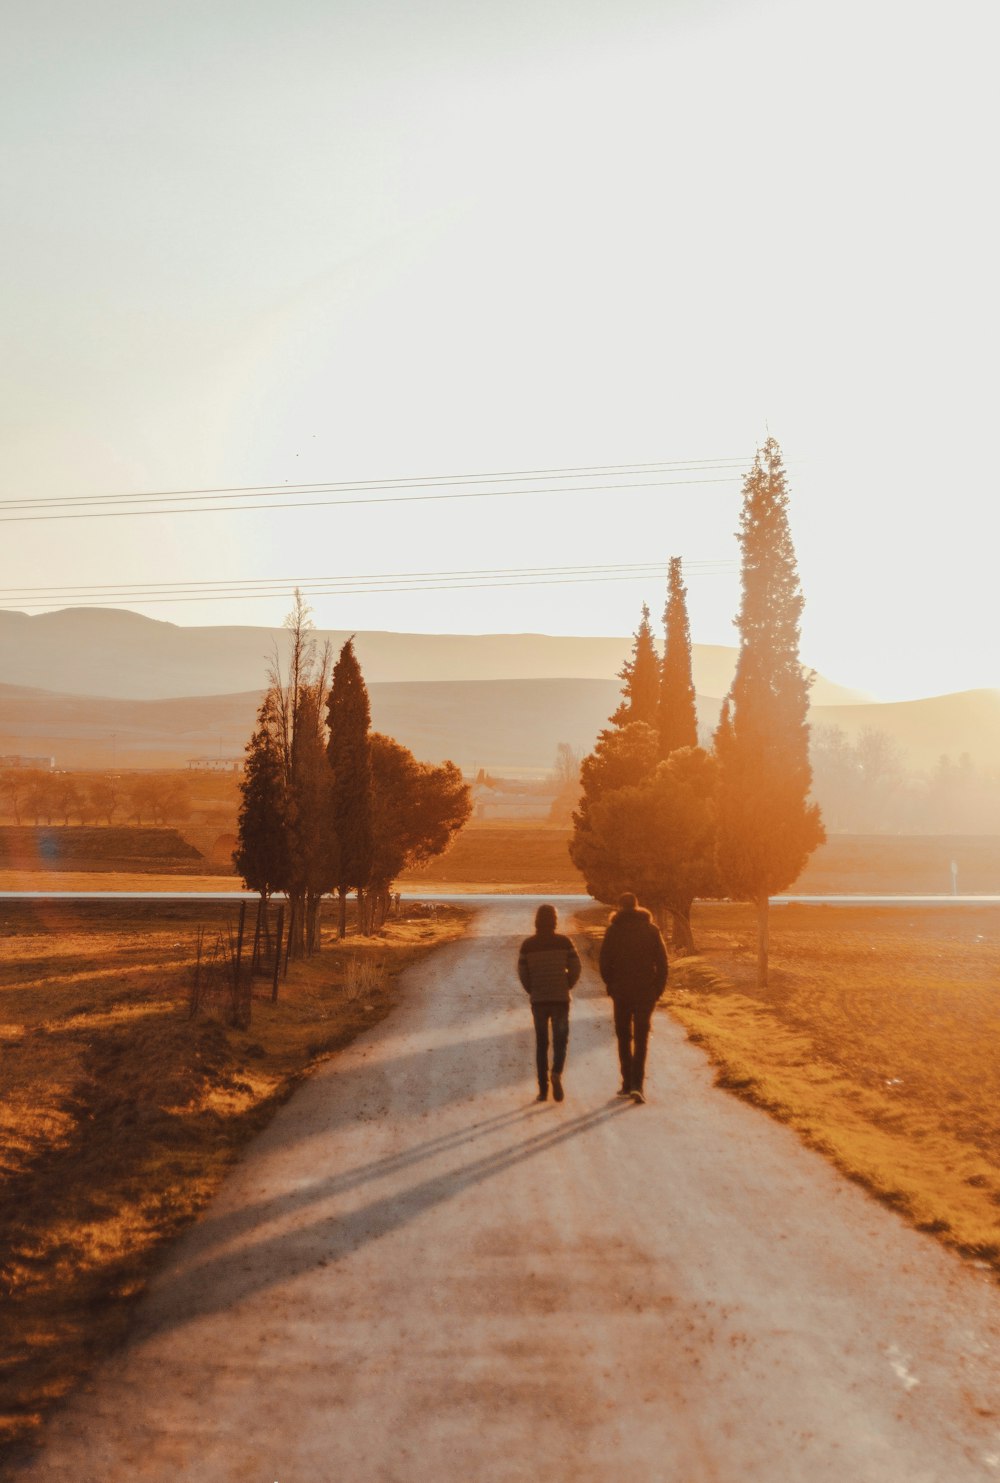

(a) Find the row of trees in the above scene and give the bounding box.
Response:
[811,726,1000,835]
[570,437,824,985]
[234,597,471,954]
[0,770,192,827]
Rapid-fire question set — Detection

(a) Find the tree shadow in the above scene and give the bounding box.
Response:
[134,1100,632,1343]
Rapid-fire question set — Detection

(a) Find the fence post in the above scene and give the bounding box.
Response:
[232,900,247,1025]
[272,905,285,1002]
[251,896,264,974]
[284,900,295,978]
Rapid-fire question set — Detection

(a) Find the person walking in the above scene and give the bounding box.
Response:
[598,891,668,1104]
[517,903,582,1103]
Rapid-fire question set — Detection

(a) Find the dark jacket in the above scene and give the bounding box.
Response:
[517,931,582,1005]
[598,907,668,1002]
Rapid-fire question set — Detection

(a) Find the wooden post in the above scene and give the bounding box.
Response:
[272,905,285,1002]
[233,901,247,1024]
[284,900,295,978]
[250,896,264,975]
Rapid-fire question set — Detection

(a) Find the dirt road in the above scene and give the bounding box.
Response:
[16,902,1000,1482]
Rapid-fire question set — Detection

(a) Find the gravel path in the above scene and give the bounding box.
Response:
[15,901,1000,1482]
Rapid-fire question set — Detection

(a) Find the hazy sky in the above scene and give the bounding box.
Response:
[1,0,995,701]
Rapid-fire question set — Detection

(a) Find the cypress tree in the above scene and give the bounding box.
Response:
[611,603,660,729]
[233,689,290,899]
[658,556,698,758]
[326,638,374,937]
[714,436,825,986]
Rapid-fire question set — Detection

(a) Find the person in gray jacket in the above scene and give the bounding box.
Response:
[517,903,582,1102]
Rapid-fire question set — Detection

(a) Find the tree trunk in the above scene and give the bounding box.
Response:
[668,909,696,956]
[338,887,347,940]
[755,891,769,987]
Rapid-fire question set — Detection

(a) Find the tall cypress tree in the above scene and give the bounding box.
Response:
[611,603,660,729]
[326,637,374,937]
[714,436,824,986]
[658,556,698,758]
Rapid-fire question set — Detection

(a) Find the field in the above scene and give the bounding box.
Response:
[4,822,1000,897]
[0,897,467,1462]
[578,901,1000,1271]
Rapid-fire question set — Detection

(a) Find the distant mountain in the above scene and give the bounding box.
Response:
[0,607,866,705]
[2,678,997,774]
[806,689,1000,771]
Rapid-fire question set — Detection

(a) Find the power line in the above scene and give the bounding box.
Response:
[0,559,738,610]
[0,475,739,524]
[0,456,747,527]
[0,456,748,512]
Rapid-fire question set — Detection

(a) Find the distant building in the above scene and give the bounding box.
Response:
[186,757,242,773]
[0,754,55,770]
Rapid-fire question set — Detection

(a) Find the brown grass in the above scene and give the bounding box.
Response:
[0,898,468,1465]
[578,902,1000,1273]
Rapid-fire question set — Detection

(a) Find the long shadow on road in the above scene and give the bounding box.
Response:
[135,1100,633,1342]
[257,1024,535,1145]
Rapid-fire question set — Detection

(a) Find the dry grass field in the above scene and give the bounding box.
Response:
[0,897,467,1463]
[380,827,1000,896]
[578,902,1000,1271]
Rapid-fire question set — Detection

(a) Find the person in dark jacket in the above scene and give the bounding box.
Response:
[517,903,582,1102]
[598,891,668,1104]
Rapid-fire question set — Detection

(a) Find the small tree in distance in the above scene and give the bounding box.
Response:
[714,436,824,986]
[659,556,698,758]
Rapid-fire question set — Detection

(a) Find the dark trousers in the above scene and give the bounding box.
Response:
[531,1002,569,1090]
[613,996,655,1091]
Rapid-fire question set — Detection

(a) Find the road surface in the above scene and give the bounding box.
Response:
[14,901,1000,1482]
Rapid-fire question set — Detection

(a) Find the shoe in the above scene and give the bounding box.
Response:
[630,1088,646,1104]
[535,1088,548,1102]
[616,1082,632,1097]
[551,1072,564,1102]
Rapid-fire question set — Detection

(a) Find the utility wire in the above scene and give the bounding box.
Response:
[0,474,735,527]
[0,560,737,610]
[0,558,734,599]
[0,456,748,512]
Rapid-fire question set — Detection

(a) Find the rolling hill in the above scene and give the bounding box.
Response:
[2,678,997,774]
[0,607,866,704]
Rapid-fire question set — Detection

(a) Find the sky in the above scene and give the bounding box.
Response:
[1,0,996,702]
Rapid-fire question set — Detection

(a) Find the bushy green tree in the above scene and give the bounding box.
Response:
[572,722,660,825]
[569,721,660,882]
[659,556,698,758]
[368,734,471,925]
[714,436,824,985]
[572,748,719,952]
